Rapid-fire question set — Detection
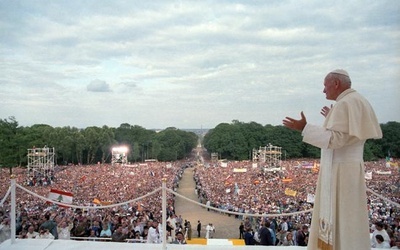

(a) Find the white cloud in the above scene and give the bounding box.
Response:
[0,0,399,129]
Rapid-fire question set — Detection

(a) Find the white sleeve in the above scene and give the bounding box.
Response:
[301,124,331,149]
[302,124,360,149]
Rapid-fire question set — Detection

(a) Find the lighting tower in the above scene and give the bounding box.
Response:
[111,146,129,166]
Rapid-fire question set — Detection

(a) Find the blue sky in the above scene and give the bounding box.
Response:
[1,0,399,129]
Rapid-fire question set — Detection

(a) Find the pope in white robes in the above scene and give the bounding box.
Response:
[283,69,382,250]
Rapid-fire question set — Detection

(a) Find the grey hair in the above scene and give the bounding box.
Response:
[329,73,352,87]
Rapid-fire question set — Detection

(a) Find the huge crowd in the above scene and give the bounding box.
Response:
[0,151,399,247]
[193,158,400,247]
[0,161,190,244]
[195,159,400,221]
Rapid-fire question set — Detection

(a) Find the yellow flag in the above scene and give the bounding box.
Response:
[285,188,297,197]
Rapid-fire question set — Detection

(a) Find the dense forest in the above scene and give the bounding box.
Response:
[0,117,399,170]
[203,120,400,161]
[0,117,198,168]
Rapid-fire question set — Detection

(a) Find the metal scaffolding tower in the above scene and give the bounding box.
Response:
[252,143,282,167]
[27,147,55,178]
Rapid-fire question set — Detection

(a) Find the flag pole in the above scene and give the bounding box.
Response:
[162,177,167,250]
[11,175,16,244]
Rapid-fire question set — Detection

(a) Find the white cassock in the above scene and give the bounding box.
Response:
[302,89,382,250]
[147,227,160,243]
[205,225,212,239]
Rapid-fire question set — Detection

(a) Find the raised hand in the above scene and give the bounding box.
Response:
[320,104,332,117]
[282,111,307,131]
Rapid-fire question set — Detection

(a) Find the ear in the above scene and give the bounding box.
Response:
[333,79,341,89]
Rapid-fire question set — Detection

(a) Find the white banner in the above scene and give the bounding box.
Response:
[307,193,315,203]
[233,168,247,173]
[376,170,391,175]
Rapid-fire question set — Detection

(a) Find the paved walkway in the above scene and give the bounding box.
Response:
[174,167,242,239]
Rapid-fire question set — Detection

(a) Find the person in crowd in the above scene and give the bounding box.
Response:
[57,219,73,240]
[111,225,127,242]
[88,229,98,241]
[132,231,142,243]
[171,231,186,244]
[140,226,149,241]
[35,227,55,239]
[176,215,183,226]
[371,221,391,247]
[296,225,309,246]
[26,225,39,239]
[166,221,174,241]
[90,220,102,237]
[40,213,58,239]
[244,227,256,245]
[239,222,245,239]
[18,230,27,239]
[283,69,382,249]
[175,221,183,236]
[282,232,295,246]
[197,220,201,238]
[279,217,289,240]
[258,221,273,245]
[291,224,299,246]
[373,234,391,248]
[185,221,192,240]
[73,216,88,238]
[205,223,215,239]
[265,220,276,245]
[270,218,278,234]
[209,223,215,238]
[147,220,160,244]
[99,223,112,238]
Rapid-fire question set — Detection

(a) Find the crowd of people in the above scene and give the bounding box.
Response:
[194,158,400,247]
[0,161,191,244]
[0,155,399,247]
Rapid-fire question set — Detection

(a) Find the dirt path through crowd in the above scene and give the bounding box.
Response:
[174,167,242,239]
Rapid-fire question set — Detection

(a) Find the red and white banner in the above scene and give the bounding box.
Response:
[48,189,73,204]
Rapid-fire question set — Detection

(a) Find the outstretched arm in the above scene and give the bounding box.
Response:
[282,112,307,131]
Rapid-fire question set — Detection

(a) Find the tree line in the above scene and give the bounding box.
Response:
[1,117,399,170]
[0,117,198,169]
[203,120,400,161]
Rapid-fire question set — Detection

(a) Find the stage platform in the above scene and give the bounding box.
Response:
[0,239,388,250]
